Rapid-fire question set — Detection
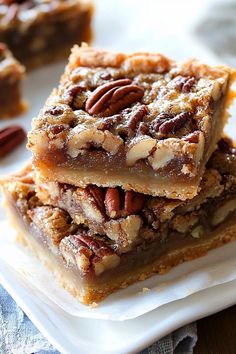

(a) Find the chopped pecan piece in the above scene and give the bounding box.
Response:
[137,122,149,135]
[63,84,86,107]
[60,233,93,274]
[126,136,156,166]
[124,191,145,216]
[183,131,200,143]
[60,232,120,276]
[73,187,105,224]
[28,206,77,253]
[85,79,144,117]
[105,215,142,252]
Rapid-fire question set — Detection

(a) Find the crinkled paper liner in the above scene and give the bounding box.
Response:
[0,220,236,321]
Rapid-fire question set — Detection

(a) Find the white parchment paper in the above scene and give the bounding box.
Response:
[0,219,235,321]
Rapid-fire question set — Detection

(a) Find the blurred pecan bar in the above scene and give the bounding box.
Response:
[28,45,236,200]
[0,0,93,69]
[0,42,26,118]
[2,138,236,304]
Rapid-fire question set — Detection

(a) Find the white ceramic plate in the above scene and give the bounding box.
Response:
[1,260,236,354]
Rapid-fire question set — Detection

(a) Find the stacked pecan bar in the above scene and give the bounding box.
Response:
[0,42,25,118]
[2,45,236,304]
[0,0,93,69]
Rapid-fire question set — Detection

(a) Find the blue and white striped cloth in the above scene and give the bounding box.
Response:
[0,285,197,354]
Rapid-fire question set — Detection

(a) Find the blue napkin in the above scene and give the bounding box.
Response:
[0,285,197,354]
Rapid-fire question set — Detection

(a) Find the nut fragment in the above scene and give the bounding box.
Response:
[211,199,236,226]
[29,206,77,254]
[67,126,104,157]
[76,233,120,275]
[67,125,123,157]
[148,141,174,170]
[126,136,156,166]
[60,234,93,273]
[73,188,105,224]
[102,130,123,154]
[183,131,200,143]
[191,225,203,238]
[60,232,120,276]
[85,79,144,117]
[124,191,145,216]
[105,215,142,252]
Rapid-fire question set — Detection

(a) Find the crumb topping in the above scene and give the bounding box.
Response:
[28,46,234,178]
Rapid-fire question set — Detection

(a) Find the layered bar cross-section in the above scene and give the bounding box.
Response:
[28,45,236,199]
[2,138,236,304]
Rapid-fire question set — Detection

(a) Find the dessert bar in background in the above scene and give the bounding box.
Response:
[28,45,235,200]
[0,0,93,69]
[0,42,26,118]
[1,138,236,304]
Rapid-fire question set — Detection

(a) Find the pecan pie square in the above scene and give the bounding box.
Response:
[2,138,236,304]
[0,42,26,119]
[28,45,236,200]
[0,0,93,69]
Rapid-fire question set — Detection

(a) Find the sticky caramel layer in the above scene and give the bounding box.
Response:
[2,187,236,305]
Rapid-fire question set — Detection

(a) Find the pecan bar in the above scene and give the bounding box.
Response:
[28,45,236,200]
[2,138,236,304]
[0,1,93,69]
[0,42,26,118]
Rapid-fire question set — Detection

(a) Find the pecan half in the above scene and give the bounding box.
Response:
[86,185,105,212]
[183,131,200,143]
[0,125,26,158]
[105,187,120,218]
[124,191,145,216]
[85,79,144,117]
[152,112,173,131]
[45,106,64,116]
[158,112,192,135]
[60,232,120,276]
